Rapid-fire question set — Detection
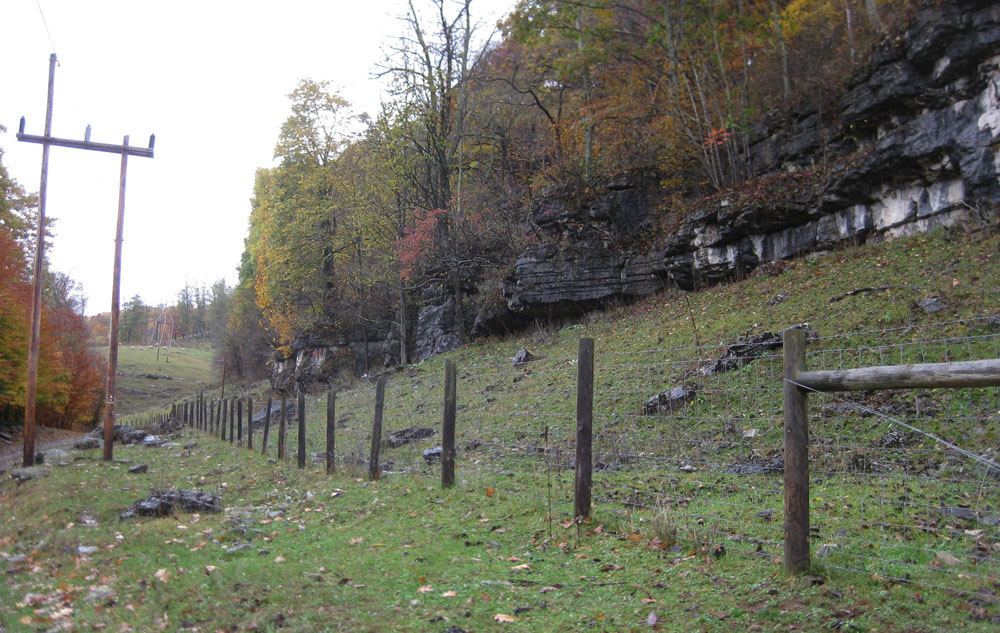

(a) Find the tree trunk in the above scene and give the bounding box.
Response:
[864,0,886,34]
[769,0,791,103]
[398,289,410,366]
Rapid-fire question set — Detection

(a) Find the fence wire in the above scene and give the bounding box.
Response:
[177,313,1000,597]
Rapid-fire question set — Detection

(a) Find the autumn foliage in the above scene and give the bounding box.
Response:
[0,142,105,429]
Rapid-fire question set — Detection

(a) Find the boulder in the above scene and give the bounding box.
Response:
[423,446,443,464]
[385,427,435,448]
[512,348,535,367]
[644,386,698,414]
[10,467,49,483]
[74,437,101,450]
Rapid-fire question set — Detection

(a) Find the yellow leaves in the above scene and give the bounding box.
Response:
[417,585,433,594]
[154,568,170,583]
[493,613,516,623]
[441,590,457,598]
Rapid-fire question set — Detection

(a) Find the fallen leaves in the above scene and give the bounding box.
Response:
[493,613,516,622]
[417,585,433,594]
[154,569,170,583]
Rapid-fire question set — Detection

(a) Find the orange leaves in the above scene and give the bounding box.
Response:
[702,127,732,149]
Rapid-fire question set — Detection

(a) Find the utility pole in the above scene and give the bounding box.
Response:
[17,54,154,464]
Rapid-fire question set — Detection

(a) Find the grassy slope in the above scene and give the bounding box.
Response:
[99,342,217,418]
[2,229,999,633]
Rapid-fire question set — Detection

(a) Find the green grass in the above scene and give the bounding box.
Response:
[3,227,999,631]
[96,343,219,418]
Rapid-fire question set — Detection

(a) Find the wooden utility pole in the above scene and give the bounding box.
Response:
[17,54,155,464]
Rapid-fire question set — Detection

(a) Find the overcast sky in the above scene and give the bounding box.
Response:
[2,0,512,315]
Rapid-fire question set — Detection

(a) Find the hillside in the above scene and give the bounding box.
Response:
[107,343,219,419]
[2,227,998,632]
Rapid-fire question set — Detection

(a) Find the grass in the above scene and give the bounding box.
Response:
[96,343,218,418]
[3,227,999,632]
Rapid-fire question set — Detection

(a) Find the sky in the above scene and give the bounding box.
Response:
[1,0,513,315]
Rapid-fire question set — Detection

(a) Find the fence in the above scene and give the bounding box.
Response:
[165,314,1000,596]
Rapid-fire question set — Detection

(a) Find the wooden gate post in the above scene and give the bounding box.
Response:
[369,377,386,480]
[574,338,595,520]
[326,391,336,475]
[442,360,457,488]
[783,328,810,575]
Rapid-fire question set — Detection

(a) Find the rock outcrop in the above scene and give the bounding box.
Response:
[490,0,1000,327]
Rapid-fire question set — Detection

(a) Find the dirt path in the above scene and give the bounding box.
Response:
[0,426,85,472]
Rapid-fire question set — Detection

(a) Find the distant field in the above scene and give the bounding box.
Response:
[90,342,218,418]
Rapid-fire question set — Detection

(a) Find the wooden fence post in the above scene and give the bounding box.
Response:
[369,377,385,480]
[442,360,457,488]
[326,391,336,475]
[297,391,306,469]
[574,337,595,520]
[261,397,272,455]
[247,397,254,450]
[229,398,236,444]
[237,398,243,445]
[277,396,287,460]
[783,328,810,575]
[218,399,226,440]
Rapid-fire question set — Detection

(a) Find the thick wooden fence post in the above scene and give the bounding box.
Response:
[442,360,457,488]
[229,398,236,444]
[219,399,226,440]
[574,338,595,520]
[277,396,287,460]
[369,377,385,480]
[783,328,810,575]
[261,397,272,455]
[297,391,306,469]
[247,397,254,450]
[326,391,336,475]
[237,398,244,445]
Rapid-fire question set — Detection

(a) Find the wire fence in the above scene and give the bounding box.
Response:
[170,313,1000,597]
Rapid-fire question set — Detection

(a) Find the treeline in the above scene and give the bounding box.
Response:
[90,281,233,347]
[0,133,105,428]
[227,0,912,377]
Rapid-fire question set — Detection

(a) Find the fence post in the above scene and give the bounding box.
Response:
[574,337,595,520]
[237,398,244,445]
[783,328,810,575]
[219,399,226,440]
[297,391,306,469]
[369,377,385,480]
[442,360,457,488]
[277,395,287,460]
[326,391,336,475]
[262,396,272,455]
[247,397,253,450]
[229,398,235,444]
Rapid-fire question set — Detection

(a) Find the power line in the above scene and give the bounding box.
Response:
[34,0,59,59]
